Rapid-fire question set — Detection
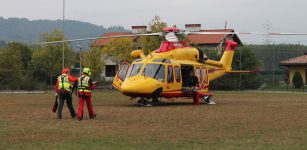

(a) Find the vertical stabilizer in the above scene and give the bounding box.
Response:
[219,40,238,71]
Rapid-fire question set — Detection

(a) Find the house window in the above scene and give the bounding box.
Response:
[105,65,117,77]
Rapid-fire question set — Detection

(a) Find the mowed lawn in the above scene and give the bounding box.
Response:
[0,90,306,150]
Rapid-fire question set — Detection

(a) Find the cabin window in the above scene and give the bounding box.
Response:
[202,68,208,83]
[174,66,181,83]
[117,63,129,81]
[167,66,174,83]
[152,59,171,63]
[134,59,143,62]
[142,64,165,82]
[127,63,143,77]
[196,67,202,82]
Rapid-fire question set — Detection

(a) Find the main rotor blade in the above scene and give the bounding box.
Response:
[34,32,162,45]
[184,32,307,36]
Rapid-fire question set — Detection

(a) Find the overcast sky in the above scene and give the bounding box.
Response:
[1,0,307,44]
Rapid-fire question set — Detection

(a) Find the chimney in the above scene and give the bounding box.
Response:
[132,26,147,34]
[185,24,201,32]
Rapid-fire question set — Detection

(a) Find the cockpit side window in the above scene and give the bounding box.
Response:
[142,64,165,82]
[117,63,129,81]
[127,63,143,77]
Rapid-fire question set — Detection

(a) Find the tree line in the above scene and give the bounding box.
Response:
[0,16,263,90]
[0,29,104,90]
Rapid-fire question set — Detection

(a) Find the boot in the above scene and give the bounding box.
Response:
[90,114,97,119]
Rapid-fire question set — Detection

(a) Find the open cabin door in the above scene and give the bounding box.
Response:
[112,62,130,90]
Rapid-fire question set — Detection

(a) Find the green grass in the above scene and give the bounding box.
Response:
[0,90,306,150]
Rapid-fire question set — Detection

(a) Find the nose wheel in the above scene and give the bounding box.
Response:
[136,97,162,107]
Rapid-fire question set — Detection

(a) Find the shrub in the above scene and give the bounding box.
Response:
[292,72,304,89]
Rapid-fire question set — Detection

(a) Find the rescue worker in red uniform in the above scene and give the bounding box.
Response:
[55,68,78,119]
[77,68,97,120]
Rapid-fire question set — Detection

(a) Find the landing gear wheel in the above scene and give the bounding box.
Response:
[201,96,216,105]
[136,97,162,107]
[152,97,162,106]
[136,98,146,106]
[136,98,152,106]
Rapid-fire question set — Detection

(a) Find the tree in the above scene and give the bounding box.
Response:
[150,16,167,33]
[7,42,32,69]
[0,43,23,89]
[31,29,76,83]
[81,47,104,80]
[102,38,134,64]
[292,72,304,89]
[136,16,167,53]
[209,47,262,90]
[101,16,168,65]
[0,40,5,48]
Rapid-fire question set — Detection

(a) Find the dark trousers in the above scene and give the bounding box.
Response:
[57,91,76,119]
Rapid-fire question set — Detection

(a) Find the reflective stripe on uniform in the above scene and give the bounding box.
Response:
[58,74,72,92]
[78,75,91,93]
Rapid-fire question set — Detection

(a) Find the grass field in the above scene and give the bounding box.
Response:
[0,90,306,150]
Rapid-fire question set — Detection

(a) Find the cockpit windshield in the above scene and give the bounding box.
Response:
[142,64,165,82]
[127,63,143,77]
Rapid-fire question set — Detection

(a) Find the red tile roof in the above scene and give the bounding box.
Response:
[280,55,307,66]
[187,29,242,45]
[92,32,133,47]
[93,29,243,47]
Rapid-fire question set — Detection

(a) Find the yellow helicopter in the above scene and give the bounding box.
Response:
[112,27,256,106]
[38,27,307,106]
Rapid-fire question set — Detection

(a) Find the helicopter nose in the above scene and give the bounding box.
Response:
[120,76,162,95]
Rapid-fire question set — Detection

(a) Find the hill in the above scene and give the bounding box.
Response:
[0,17,128,44]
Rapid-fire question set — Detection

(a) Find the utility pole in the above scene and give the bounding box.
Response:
[263,21,272,45]
[62,0,65,69]
[273,48,275,90]
[76,45,82,76]
[239,48,242,90]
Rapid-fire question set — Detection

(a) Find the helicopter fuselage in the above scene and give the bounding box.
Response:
[113,40,237,100]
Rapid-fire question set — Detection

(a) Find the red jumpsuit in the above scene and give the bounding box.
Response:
[77,75,96,120]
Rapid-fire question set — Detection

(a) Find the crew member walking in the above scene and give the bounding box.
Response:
[77,68,97,120]
[55,68,78,119]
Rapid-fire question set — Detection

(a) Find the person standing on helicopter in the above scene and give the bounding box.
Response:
[77,68,97,120]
